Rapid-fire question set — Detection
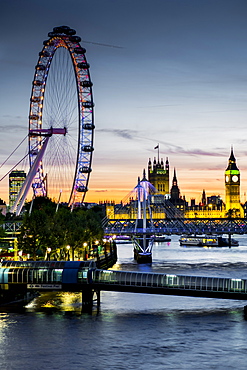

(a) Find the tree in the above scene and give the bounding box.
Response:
[18,209,51,259]
[225,208,242,218]
[64,208,104,260]
[0,212,7,238]
[17,197,104,260]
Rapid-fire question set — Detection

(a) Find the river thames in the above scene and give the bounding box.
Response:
[1,235,247,369]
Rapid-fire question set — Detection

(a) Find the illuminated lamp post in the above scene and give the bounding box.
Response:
[111,235,117,259]
[109,237,113,254]
[18,250,23,261]
[66,245,70,261]
[47,247,51,261]
[103,238,107,256]
[94,240,99,258]
[83,242,88,260]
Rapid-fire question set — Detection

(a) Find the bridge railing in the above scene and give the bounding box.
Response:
[104,218,247,235]
[94,270,247,294]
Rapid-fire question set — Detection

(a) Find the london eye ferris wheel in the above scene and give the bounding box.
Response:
[28,25,94,207]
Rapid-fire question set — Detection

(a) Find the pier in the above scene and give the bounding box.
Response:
[1,261,247,311]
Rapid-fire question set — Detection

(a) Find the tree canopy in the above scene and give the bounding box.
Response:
[17,197,104,260]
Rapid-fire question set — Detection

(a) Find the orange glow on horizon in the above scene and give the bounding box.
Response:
[1,166,247,206]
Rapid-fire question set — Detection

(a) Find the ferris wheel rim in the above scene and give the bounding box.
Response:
[28,26,94,206]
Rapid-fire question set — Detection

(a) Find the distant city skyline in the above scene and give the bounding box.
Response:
[0,147,245,207]
[1,0,247,205]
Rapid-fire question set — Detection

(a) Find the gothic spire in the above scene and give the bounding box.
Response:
[142,169,147,181]
[226,147,238,171]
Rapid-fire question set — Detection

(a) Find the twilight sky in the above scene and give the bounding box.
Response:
[1,0,247,205]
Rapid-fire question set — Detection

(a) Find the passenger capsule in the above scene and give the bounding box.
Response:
[33,80,43,86]
[43,40,54,46]
[81,81,93,88]
[82,145,94,152]
[29,115,39,120]
[30,97,40,103]
[30,149,38,155]
[79,166,92,173]
[53,25,70,33]
[69,36,81,43]
[32,183,42,189]
[48,32,57,38]
[77,185,88,192]
[82,101,94,108]
[77,62,90,69]
[53,26,63,33]
[74,47,86,54]
[35,64,46,71]
[82,123,95,130]
[66,28,76,35]
[39,50,50,57]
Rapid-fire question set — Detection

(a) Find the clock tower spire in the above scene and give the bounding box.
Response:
[225,147,243,217]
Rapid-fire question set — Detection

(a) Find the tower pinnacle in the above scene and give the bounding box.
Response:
[225,147,243,217]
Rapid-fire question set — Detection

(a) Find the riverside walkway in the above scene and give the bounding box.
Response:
[92,269,247,300]
[1,261,247,309]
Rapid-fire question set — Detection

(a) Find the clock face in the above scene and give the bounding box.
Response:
[232,175,239,183]
[225,175,229,182]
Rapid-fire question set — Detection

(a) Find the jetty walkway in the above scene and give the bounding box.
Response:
[1,261,247,310]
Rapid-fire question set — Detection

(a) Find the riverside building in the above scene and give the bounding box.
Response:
[105,148,244,219]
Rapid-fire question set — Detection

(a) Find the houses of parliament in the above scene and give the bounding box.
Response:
[105,148,245,219]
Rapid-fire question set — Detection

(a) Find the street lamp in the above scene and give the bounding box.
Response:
[47,247,51,261]
[18,250,23,261]
[83,242,88,260]
[66,245,70,261]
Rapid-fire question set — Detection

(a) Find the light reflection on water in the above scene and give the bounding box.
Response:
[1,235,247,369]
[25,235,247,314]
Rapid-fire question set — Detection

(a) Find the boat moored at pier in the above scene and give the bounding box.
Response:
[153,235,171,243]
[179,235,239,247]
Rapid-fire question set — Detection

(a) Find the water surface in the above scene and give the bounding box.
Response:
[1,235,247,369]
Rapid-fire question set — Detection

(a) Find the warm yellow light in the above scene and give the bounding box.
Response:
[83,242,87,247]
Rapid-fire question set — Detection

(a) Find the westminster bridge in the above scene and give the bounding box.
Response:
[103,218,247,236]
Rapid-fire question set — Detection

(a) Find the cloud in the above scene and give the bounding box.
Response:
[2,115,23,119]
[97,128,138,140]
[0,124,27,132]
[97,129,229,159]
[173,148,224,157]
[136,104,182,108]
[150,141,228,158]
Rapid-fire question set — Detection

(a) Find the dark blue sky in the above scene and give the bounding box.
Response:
[1,0,247,203]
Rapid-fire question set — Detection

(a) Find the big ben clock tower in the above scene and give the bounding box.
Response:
[225,148,244,217]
